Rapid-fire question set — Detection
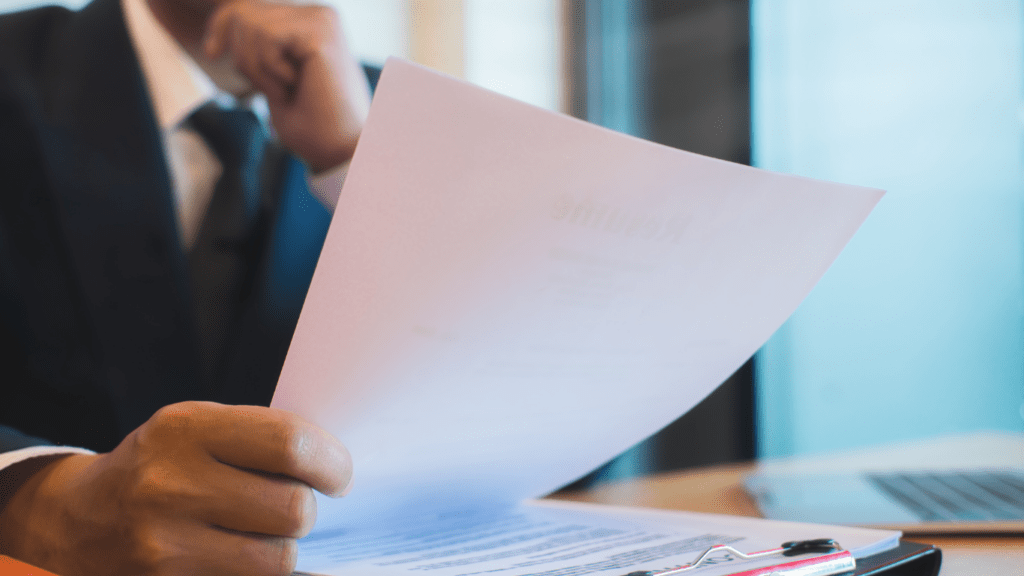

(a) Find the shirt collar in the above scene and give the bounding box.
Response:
[121,0,218,131]
[121,0,269,130]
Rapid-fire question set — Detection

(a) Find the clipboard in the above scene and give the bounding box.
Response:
[851,541,941,576]
[619,539,941,576]
[0,539,943,576]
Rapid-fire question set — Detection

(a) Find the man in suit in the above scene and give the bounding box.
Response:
[0,0,371,573]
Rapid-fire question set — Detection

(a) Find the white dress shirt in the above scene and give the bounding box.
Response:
[1,0,349,470]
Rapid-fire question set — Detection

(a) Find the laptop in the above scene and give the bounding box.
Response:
[743,432,1024,533]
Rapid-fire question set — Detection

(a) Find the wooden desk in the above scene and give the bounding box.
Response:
[549,462,1024,575]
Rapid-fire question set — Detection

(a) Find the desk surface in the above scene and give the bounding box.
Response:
[549,462,1024,576]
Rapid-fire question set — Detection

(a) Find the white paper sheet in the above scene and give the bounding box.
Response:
[294,501,900,576]
[271,58,884,532]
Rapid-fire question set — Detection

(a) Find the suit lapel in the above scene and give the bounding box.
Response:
[37,0,207,433]
[30,0,337,415]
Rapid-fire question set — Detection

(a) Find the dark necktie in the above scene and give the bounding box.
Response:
[187,103,268,376]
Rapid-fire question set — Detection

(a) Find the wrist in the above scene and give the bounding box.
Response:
[0,454,96,568]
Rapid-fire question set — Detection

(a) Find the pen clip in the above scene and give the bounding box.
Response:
[623,538,844,576]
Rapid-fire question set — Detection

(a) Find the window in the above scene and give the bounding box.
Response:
[753,0,1024,457]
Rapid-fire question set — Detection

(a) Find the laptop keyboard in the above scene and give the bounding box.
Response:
[866,470,1024,522]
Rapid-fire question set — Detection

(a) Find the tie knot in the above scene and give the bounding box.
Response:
[189,103,267,168]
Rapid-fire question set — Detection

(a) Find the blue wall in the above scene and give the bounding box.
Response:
[753,0,1024,457]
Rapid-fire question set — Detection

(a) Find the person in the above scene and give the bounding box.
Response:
[0,0,372,572]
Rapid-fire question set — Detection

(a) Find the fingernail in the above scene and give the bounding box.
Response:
[338,475,353,498]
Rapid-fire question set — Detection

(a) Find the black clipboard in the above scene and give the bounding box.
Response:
[853,540,941,576]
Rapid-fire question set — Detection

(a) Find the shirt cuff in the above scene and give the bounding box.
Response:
[307,159,351,212]
[0,445,96,473]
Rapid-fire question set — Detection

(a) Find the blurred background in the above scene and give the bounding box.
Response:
[4,0,1021,481]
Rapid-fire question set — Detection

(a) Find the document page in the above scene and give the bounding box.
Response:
[294,501,900,575]
[271,58,884,531]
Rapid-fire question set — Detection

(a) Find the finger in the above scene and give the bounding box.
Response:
[255,48,296,105]
[230,24,266,90]
[171,525,299,576]
[203,4,235,59]
[228,26,295,104]
[256,64,290,105]
[200,464,317,538]
[281,32,318,64]
[261,36,299,88]
[197,405,353,498]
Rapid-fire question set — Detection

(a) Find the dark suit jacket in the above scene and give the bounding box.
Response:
[0,0,346,453]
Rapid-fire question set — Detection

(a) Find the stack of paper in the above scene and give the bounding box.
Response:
[272,58,890,576]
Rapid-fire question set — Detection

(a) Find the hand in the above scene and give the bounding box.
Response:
[203,0,371,174]
[0,402,352,576]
